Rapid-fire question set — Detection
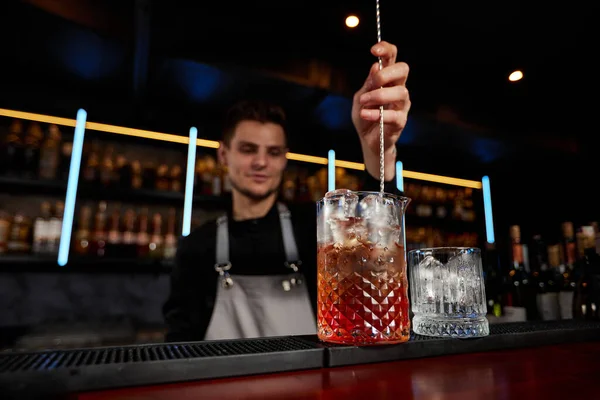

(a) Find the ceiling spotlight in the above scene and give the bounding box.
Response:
[509,70,523,82]
[346,15,359,28]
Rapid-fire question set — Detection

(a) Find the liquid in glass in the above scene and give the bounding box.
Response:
[316,190,410,345]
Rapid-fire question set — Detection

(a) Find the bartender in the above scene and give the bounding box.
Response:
[163,40,410,342]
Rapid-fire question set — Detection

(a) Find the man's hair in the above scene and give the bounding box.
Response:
[222,99,288,146]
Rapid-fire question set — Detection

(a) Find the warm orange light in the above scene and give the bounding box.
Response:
[509,70,523,82]
[335,160,365,170]
[403,171,483,189]
[0,108,76,127]
[0,107,483,189]
[196,138,220,148]
[286,152,328,165]
[345,15,359,28]
[86,121,188,144]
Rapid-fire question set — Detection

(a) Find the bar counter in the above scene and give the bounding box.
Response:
[1,320,599,399]
[78,341,600,400]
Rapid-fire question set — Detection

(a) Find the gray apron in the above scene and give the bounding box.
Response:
[204,203,317,340]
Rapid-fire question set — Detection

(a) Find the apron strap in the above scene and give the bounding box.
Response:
[215,202,301,267]
[215,215,229,266]
[277,203,300,266]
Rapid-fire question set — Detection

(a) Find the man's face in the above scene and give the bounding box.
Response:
[218,120,288,201]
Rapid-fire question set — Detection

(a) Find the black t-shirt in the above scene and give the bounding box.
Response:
[162,171,402,342]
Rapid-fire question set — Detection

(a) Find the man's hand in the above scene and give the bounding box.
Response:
[352,41,411,181]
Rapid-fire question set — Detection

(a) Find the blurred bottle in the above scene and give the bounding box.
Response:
[222,165,232,194]
[59,130,73,181]
[416,186,434,218]
[571,226,588,300]
[504,225,536,321]
[148,213,164,259]
[156,163,170,191]
[32,202,51,254]
[451,188,465,221]
[82,145,100,184]
[47,201,64,255]
[73,205,92,255]
[433,187,449,220]
[90,201,108,257]
[39,124,61,180]
[199,156,216,195]
[142,162,157,190]
[194,158,203,191]
[316,168,327,196]
[557,221,577,319]
[163,208,178,260]
[115,154,131,188]
[573,226,600,320]
[136,208,150,258]
[2,119,24,176]
[295,169,311,203]
[307,175,321,202]
[121,208,138,258]
[522,236,539,321]
[99,146,116,188]
[131,160,143,190]
[23,122,43,179]
[282,171,296,202]
[483,242,503,318]
[561,221,577,274]
[532,236,560,321]
[170,165,183,192]
[590,221,600,255]
[106,205,123,257]
[547,244,571,319]
[0,210,10,254]
[211,164,223,196]
[6,212,32,254]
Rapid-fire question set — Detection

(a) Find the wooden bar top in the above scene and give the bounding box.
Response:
[75,341,600,400]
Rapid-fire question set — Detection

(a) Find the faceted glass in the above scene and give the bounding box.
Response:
[316,190,411,345]
[408,247,490,338]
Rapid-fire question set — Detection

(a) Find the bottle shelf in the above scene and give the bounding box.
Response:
[407,215,480,232]
[0,175,229,209]
[0,176,67,196]
[0,254,174,274]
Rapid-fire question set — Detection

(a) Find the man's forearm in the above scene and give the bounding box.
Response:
[361,143,397,182]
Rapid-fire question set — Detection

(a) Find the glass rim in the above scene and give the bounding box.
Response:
[408,246,481,254]
[317,190,410,204]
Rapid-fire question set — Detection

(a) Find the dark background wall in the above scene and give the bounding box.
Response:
[0,1,597,333]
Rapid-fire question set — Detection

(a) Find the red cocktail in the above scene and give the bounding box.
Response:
[316,191,411,345]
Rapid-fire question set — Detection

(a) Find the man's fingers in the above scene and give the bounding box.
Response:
[359,108,408,130]
[359,85,409,108]
[371,41,397,67]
